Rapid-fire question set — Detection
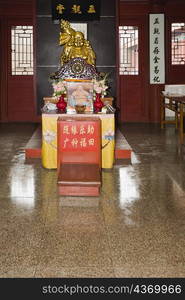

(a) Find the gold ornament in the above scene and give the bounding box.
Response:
[59,19,96,66]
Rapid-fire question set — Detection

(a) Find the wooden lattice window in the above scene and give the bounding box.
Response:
[171,23,185,65]
[119,26,139,75]
[11,26,33,75]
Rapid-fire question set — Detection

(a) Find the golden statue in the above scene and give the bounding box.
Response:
[59,20,96,66]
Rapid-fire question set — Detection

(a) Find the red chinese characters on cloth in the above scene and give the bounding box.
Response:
[59,120,99,151]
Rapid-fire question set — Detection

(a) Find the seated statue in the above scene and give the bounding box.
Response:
[59,20,96,66]
[69,85,92,107]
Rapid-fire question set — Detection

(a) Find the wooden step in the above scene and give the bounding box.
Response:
[25,126,42,158]
[115,129,132,159]
[58,163,101,196]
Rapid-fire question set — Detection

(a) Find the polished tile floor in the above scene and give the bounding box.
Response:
[0,122,185,278]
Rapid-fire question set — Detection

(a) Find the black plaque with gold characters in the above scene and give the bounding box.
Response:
[51,0,101,22]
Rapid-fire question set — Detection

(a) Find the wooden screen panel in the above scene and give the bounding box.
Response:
[7,19,36,122]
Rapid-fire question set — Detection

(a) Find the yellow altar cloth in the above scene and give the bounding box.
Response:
[42,113,115,169]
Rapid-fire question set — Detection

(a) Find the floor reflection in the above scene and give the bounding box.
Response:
[131,151,141,164]
[9,165,35,208]
[119,166,140,208]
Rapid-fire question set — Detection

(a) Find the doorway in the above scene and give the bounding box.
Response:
[118,17,149,122]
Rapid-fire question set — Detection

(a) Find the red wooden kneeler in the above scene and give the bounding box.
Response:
[57,116,101,196]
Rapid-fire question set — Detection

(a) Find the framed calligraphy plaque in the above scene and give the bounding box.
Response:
[149,14,165,84]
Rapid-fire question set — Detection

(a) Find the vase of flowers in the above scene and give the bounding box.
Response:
[56,94,67,112]
[94,93,104,113]
[52,79,67,112]
[92,73,109,112]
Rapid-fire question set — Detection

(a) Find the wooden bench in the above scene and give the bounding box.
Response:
[57,116,101,196]
[160,92,185,143]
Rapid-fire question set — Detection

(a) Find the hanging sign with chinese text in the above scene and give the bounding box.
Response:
[149,14,165,84]
[51,0,101,22]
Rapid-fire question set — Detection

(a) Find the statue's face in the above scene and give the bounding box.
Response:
[74,33,84,47]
